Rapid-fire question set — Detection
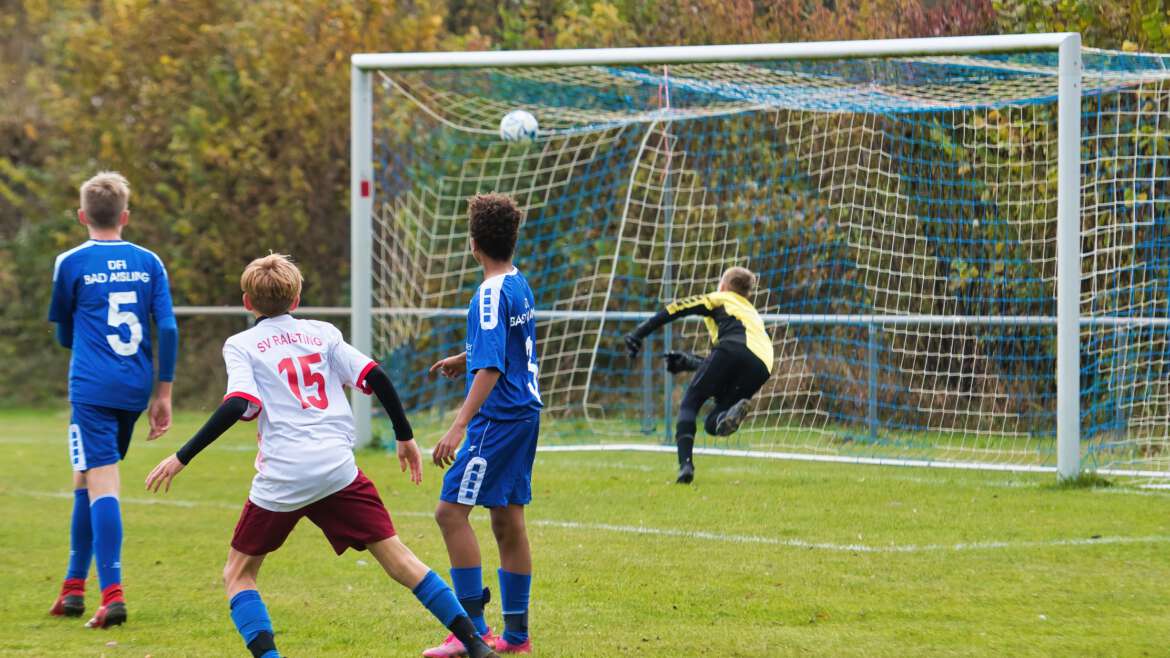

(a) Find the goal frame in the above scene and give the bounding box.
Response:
[349,33,1084,480]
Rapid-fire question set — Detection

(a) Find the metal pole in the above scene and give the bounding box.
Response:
[352,34,1077,71]
[660,67,674,447]
[867,323,879,443]
[641,334,655,434]
[1055,34,1083,480]
[351,65,374,447]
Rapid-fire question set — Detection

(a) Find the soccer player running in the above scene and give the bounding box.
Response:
[426,194,541,656]
[143,255,497,658]
[623,266,773,484]
[47,172,178,628]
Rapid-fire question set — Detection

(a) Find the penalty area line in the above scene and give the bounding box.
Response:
[19,490,1170,554]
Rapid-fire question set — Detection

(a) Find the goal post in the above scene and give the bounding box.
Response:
[350,34,1170,480]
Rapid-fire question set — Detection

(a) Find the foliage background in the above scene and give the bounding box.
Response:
[0,0,1160,407]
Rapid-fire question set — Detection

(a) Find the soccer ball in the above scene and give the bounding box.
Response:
[499,110,538,142]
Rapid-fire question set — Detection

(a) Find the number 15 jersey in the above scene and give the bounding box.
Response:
[222,315,377,512]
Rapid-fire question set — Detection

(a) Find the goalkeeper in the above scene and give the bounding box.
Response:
[623,267,773,484]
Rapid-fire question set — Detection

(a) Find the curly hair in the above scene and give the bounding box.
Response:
[468,193,522,262]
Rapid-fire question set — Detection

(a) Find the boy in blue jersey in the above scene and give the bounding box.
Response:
[424,194,541,656]
[46,172,178,629]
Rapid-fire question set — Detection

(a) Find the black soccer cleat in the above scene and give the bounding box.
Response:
[715,398,752,436]
[49,593,85,618]
[676,461,695,484]
[85,601,126,629]
[466,636,500,658]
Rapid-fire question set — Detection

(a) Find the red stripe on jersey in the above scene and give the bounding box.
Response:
[225,391,263,421]
[356,361,378,395]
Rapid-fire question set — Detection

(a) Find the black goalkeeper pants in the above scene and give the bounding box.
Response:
[675,342,770,454]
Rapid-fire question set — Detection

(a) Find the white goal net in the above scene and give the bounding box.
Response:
[352,37,1170,477]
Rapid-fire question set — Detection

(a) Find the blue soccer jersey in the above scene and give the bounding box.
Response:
[465,268,543,421]
[49,240,176,412]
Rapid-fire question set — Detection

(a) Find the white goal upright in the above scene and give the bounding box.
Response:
[351,34,1170,480]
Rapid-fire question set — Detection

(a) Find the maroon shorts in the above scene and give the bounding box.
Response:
[230,470,396,556]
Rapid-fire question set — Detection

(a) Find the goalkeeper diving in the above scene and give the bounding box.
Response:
[624,267,773,484]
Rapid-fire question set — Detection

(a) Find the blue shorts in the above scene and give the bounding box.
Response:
[69,403,141,472]
[440,415,539,508]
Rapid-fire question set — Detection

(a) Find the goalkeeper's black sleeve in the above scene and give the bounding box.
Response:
[631,294,715,339]
[175,396,250,465]
[364,365,413,442]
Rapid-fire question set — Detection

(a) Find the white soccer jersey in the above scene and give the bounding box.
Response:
[222,314,376,512]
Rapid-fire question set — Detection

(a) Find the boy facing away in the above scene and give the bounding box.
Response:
[425,194,541,656]
[48,171,178,628]
[623,266,774,484]
[144,254,497,658]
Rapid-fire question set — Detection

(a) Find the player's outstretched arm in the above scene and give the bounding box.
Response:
[429,351,467,380]
[145,396,249,493]
[624,295,715,358]
[362,365,423,485]
[432,368,501,468]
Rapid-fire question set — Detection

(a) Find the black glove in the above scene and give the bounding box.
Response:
[624,333,643,359]
[663,351,704,374]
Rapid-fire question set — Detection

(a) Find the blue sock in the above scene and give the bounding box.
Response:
[230,590,279,658]
[450,566,488,635]
[412,571,469,629]
[89,495,122,592]
[498,569,531,644]
[66,488,93,581]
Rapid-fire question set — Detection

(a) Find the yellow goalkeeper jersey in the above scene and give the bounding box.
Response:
[663,291,773,373]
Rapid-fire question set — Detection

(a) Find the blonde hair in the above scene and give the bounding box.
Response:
[241,254,303,317]
[80,171,130,228]
[721,266,756,297]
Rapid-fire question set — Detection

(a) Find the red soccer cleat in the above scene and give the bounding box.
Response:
[84,584,127,629]
[493,636,532,654]
[49,578,86,617]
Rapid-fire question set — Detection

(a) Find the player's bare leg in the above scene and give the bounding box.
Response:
[435,501,482,567]
[50,470,90,618]
[223,548,266,599]
[82,464,126,628]
[369,537,498,658]
[426,502,497,658]
[490,505,532,654]
[369,535,428,587]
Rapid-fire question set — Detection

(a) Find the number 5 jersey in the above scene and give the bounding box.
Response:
[221,315,377,512]
[49,239,175,412]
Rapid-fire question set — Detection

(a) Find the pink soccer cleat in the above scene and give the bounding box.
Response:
[494,636,532,654]
[422,630,500,657]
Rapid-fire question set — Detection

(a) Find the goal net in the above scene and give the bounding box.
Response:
[356,38,1170,476]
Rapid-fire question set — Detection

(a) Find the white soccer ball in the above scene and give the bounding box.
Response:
[499,110,539,142]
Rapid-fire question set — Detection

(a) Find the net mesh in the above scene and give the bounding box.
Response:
[368,48,1170,475]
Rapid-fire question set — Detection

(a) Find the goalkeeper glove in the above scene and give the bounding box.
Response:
[624,334,643,359]
[663,351,704,374]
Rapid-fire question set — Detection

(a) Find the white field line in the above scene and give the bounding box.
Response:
[17,490,1170,555]
[537,443,1170,479]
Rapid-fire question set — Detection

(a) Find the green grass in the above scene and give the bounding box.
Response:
[3,408,1170,656]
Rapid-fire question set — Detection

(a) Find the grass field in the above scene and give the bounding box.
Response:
[3,408,1170,657]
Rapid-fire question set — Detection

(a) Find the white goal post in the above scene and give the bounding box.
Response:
[349,34,1089,478]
